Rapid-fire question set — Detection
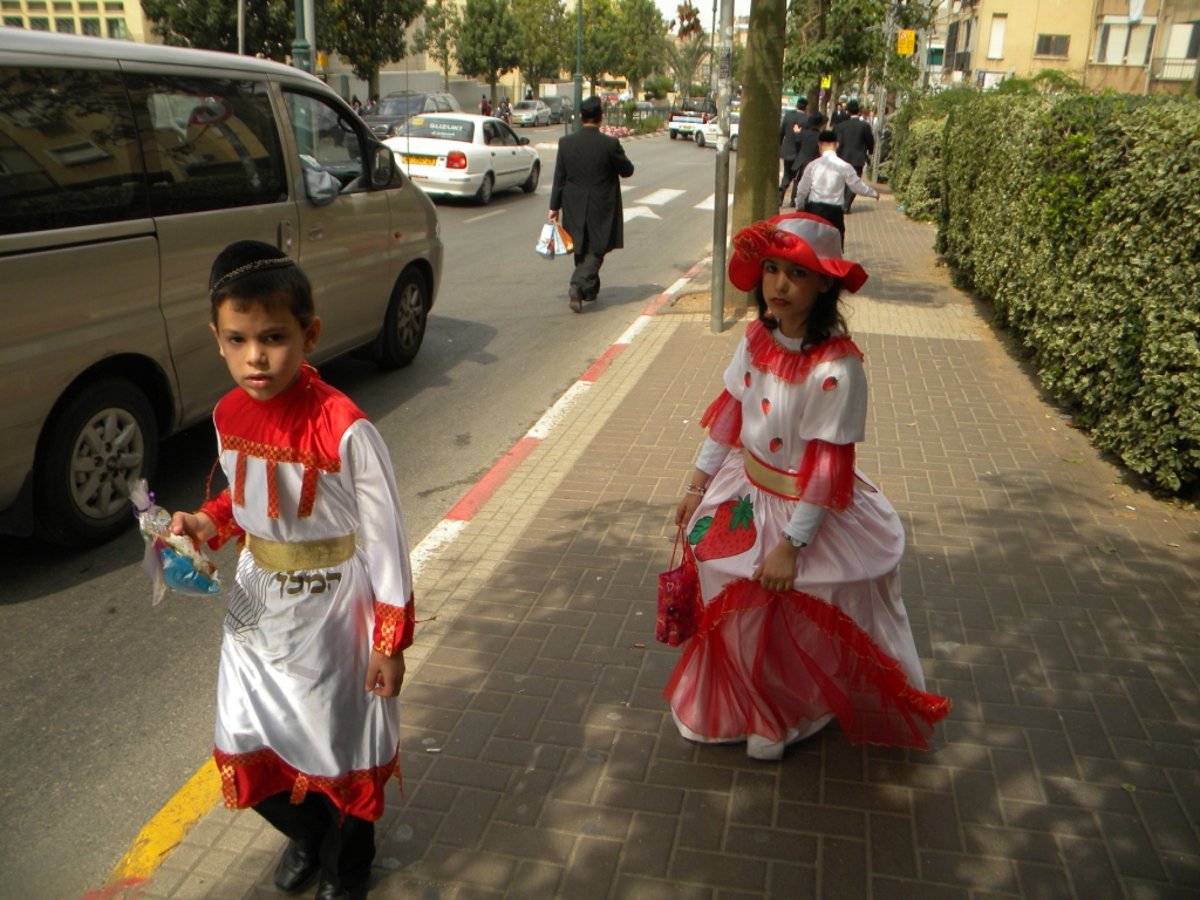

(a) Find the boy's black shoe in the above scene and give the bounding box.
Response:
[568,285,583,313]
[316,878,368,900]
[273,841,320,893]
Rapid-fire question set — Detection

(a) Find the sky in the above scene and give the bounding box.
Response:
[653,0,753,28]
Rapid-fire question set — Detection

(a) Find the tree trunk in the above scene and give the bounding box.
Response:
[729,0,787,312]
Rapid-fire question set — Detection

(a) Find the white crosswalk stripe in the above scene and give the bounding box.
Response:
[693,193,733,210]
[635,188,686,206]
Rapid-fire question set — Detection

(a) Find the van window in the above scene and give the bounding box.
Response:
[126,74,286,215]
[0,65,147,234]
[283,90,367,191]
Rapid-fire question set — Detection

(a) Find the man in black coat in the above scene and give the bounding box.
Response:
[785,112,826,207]
[549,96,636,313]
[777,96,808,206]
[833,99,875,213]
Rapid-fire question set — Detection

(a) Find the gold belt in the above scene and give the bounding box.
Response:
[244,533,357,572]
[743,449,803,500]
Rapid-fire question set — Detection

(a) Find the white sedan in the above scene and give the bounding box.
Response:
[694,111,739,151]
[385,113,541,205]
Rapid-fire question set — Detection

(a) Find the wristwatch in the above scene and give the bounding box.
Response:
[783,532,808,550]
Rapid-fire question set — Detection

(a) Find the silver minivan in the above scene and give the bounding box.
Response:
[0,32,444,546]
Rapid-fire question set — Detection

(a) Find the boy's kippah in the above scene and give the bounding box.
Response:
[818,129,838,143]
[209,240,295,297]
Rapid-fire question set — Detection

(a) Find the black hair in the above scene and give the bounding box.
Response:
[808,112,827,128]
[818,128,838,143]
[208,240,315,328]
[580,96,603,123]
[753,277,848,350]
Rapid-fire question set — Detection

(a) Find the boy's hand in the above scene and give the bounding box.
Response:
[365,649,406,697]
[170,511,216,544]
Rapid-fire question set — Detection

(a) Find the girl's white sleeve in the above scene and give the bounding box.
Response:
[785,501,827,546]
[694,436,732,475]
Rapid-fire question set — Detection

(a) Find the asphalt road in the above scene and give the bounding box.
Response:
[0,124,730,898]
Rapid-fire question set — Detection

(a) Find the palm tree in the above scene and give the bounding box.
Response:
[662,34,710,96]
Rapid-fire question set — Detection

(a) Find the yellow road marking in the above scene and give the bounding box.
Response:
[106,759,221,883]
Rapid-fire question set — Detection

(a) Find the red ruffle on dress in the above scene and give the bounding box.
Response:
[664,321,950,758]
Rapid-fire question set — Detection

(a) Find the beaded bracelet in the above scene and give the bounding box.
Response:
[686,483,707,496]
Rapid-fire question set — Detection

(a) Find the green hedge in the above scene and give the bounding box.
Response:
[890,90,1200,496]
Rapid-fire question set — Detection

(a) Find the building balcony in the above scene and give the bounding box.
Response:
[1152,56,1197,81]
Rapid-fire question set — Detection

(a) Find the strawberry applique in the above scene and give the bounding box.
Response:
[690,494,757,561]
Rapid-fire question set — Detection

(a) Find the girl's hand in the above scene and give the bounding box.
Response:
[365,649,406,697]
[752,540,800,593]
[675,492,701,529]
[170,510,216,544]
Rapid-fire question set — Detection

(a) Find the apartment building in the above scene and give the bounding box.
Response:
[936,0,1199,94]
[1,0,149,42]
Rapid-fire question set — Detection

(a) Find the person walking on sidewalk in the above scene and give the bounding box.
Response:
[170,241,416,900]
[782,112,826,208]
[794,129,879,247]
[664,213,950,761]
[548,95,635,313]
[777,95,808,207]
[834,98,874,213]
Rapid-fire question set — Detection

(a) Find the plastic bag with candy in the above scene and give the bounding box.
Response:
[130,479,221,605]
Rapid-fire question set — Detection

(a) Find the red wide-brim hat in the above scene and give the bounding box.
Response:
[728,213,869,293]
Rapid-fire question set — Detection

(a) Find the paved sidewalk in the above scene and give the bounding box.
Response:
[124,196,1200,900]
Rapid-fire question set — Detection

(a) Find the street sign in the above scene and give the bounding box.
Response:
[897,29,916,55]
[820,75,831,89]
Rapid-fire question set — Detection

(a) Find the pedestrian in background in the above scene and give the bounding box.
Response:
[793,129,879,247]
[783,111,826,208]
[664,213,951,760]
[833,98,875,213]
[170,241,416,900]
[548,95,635,313]
[777,96,808,207]
[480,94,492,116]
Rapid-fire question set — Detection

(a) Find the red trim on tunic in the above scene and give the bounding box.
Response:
[373,595,416,655]
[699,390,743,447]
[214,746,400,822]
[199,489,244,551]
[745,320,863,384]
[664,577,951,750]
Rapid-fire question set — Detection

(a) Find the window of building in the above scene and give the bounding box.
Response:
[987,14,1006,59]
[104,2,124,9]
[0,1,20,9]
[1096,18,1157,65]
[55,16,73,30]
[27,1,47,9]
[53,2,73,10]
[105,16,126,37]
[2,15,22,25]
[29,16,49,28]
[78,2,98,9]
[79,15,98,33]
[1035,34,1070,57]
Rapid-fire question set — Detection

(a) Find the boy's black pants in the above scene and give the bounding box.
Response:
[255,791,375,888]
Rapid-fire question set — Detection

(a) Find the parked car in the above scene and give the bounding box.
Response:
[511,99,551,126]
[694,111,739,151]
[385,113,540,205]
[667,96,717,140]
[362,90,461,138]
[545,96,568,125]
[0,30,444,546]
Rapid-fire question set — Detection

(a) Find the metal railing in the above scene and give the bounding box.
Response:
[1151,56,1197,81]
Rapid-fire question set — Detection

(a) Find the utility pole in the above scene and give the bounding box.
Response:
[573,0,584,130]
[709,0,734,333]
[291,0,312,73]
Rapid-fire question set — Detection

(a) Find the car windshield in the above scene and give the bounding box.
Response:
[396,116,474,142]
[514,101,537,110]
[376,95,424,117]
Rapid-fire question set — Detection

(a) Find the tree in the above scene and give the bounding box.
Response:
[662,35,710,97]
[580,0,623,96]
[141,0,296,60]
[511,0,570,98]
[326,0,425,98]
[454,0,521,103]
[672,2,703,39]
[413,0,460,90]
[611,0,666,98]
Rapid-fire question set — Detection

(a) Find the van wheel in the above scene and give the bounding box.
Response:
[669,130,678,140]
[36,379,158,547]
[730,134,738,152]
[379,269,428,369]
[694,132,706,148]
[521,162,540,193]
[475,173,494,205]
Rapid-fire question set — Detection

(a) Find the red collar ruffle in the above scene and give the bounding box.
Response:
[745,320,862,384]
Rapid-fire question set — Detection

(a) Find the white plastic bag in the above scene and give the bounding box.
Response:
[535,222,556,259]
[130,479,221,605]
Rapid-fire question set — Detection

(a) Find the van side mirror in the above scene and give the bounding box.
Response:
[371,145,394,187]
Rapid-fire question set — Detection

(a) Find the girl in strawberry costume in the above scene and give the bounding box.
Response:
[665,213,950,760]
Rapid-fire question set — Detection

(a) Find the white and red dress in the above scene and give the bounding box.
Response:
[200,365,414,820]
[664,320,950,758]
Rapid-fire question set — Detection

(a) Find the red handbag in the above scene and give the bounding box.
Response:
[656,528,701,646]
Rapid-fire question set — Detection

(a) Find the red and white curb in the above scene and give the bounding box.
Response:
[409,257,709,581]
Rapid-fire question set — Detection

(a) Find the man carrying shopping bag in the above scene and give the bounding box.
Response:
[548,95,635,313]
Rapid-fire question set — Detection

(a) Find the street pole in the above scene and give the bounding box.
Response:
[709,0,734,333]
[871,4,895,183]
[573,0,584,131]
[237,0,245,55]
[291,0,311,73]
